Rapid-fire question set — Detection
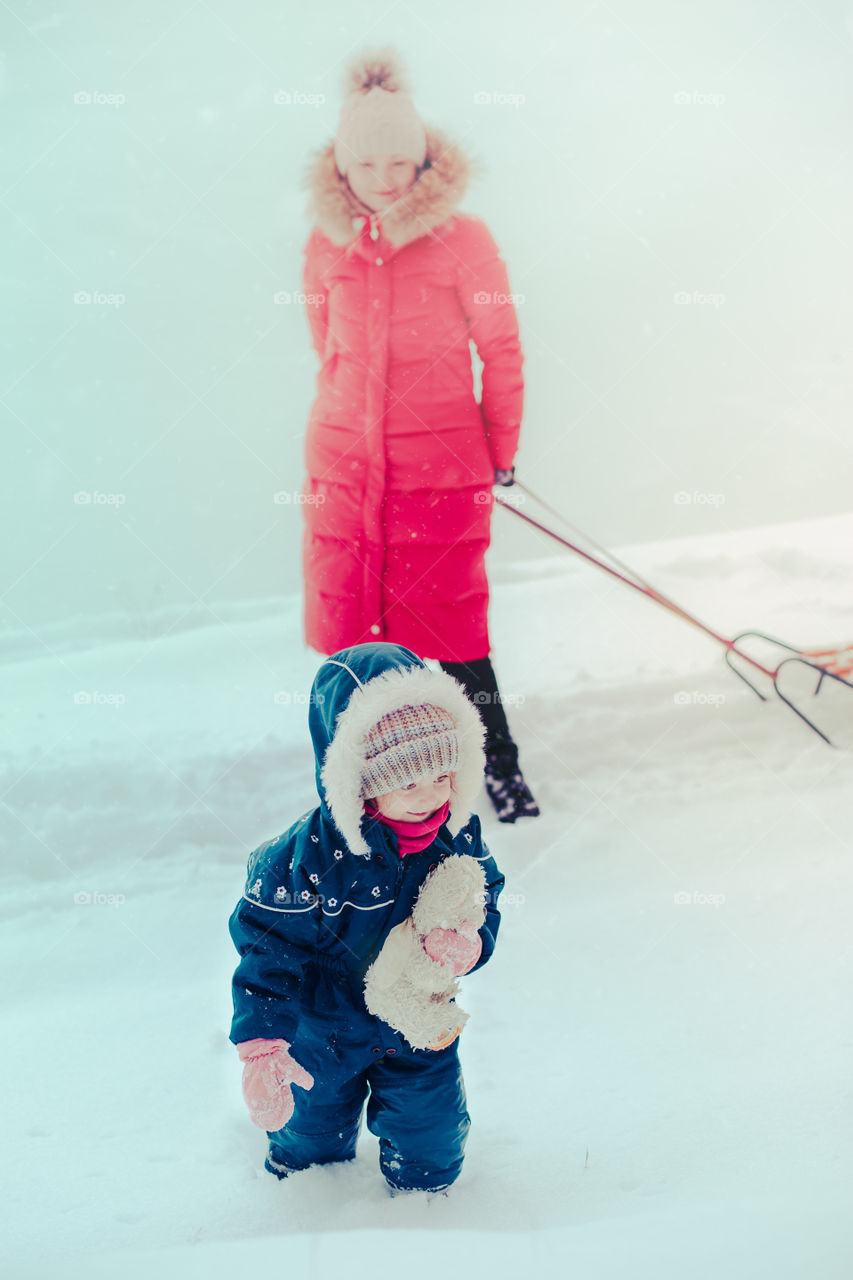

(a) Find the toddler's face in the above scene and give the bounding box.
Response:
[346,154,418,213]
[371,772,452,823]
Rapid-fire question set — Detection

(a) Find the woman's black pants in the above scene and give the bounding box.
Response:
[438,656,516,759]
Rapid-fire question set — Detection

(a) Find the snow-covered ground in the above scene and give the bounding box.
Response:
[5,3,853,1273]
[3,512,853,1278]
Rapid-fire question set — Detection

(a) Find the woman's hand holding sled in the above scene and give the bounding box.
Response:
[237,1038,315,1131]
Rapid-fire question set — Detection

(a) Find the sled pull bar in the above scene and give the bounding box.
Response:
[495,486,853,746]
[492,492,776,679]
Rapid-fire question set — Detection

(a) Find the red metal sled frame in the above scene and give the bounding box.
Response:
[494,483,853,747]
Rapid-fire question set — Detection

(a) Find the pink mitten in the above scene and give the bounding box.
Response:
[236,1038,314,1131]
[423,919,483,976]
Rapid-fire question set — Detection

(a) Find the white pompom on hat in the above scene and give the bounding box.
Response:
[333,45,428,178]
[361,703,459,799]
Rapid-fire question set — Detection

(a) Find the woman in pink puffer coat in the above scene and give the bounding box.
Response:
[299,46,538,823]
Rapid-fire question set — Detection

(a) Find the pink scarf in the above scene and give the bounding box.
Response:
[363,799,450,858]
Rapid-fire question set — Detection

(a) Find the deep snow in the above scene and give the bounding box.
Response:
[3,511,853,1278]
[5,2,853,1273]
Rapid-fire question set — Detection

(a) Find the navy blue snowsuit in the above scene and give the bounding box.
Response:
[228,642,504,1191]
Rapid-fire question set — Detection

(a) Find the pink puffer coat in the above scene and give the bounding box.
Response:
[300,127,524,662]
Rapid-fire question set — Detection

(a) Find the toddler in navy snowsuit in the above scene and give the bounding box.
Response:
[228,642,504,1193]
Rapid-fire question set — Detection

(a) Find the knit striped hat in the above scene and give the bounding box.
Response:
[333,47,427,179]
[360,703,459,799]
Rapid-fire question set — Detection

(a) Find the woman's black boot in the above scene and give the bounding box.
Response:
[483,737,540,824]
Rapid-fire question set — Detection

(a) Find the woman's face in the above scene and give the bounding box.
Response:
[346,154,418,213]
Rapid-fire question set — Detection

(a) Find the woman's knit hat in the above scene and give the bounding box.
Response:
[333,46,428,178]
[360,703,459,799]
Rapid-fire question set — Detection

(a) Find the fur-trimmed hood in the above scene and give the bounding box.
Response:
[302,125,477,250]
[309,642,486,857]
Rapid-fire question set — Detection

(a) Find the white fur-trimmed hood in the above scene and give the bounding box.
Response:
[309,644,486,857]
[301,124,479,250]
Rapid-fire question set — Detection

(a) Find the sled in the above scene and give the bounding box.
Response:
[494,480,853,747]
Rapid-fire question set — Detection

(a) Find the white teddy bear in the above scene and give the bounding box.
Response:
[363,855,488,1051]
